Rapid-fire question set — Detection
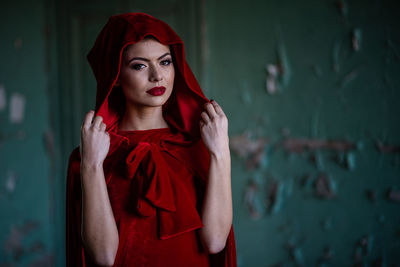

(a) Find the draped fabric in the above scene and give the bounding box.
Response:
[66,12,237,266]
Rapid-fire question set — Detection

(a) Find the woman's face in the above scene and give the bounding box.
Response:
[117,38,175,109]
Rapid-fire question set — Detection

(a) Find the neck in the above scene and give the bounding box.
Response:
[119,105,168,131]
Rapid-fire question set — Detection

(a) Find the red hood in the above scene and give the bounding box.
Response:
[87,12,208,139]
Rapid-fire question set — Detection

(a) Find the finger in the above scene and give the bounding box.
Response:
[200,111,211,123]
[100,122,107,131]
[83,110,95,128]
[204,102,217,119]
[199,120,205,128]
[92,116,103,129]
[211,100,225,116]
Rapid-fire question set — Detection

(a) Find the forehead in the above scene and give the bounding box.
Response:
[124,38,171,58]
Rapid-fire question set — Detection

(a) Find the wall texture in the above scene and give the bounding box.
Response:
[0,0,54,266]
[0,0,399,266]
[204,0,400,266]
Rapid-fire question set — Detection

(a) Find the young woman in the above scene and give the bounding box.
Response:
[66,13,236,266]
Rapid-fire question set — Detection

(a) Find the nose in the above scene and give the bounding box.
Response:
[149,65,163,82]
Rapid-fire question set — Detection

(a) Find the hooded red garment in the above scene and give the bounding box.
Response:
[66,13,237,266]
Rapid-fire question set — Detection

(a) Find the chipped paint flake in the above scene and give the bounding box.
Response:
[315,173,336,199]
[4,220,40,261]
[281,138,356,154]
[230,132,268,169]
[5,171,17,194]
[266,64,279,94]
[267,179,286,214]
[0,84,6,111]
[352,28,362,51]
[9,93,26,124]
[340,69,359,88]
[264,41,292,95]
[244,180,262,219]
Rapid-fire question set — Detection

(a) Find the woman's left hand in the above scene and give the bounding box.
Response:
[200,100,230,159]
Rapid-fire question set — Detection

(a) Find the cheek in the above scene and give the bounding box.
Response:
[121,71,145,90]
[167,68,175,85]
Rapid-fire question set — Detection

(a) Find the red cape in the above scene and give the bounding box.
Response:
[66,13,236,266]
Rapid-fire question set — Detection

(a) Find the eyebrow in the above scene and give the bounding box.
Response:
[127,52,171,64]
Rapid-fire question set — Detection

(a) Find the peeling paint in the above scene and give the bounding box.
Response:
[281,137,356,154]
[244,180,262,219]
[352,28,362,52]
[315,173,336,199]
[266,179,285,214]
[5,171,17,194]
[386,188,400,202]
[340,68,360,88]
[277,42,291,88]
[264,40,291,95]
[0,84,6,111]
[230,132,268,169]
[286,238,305,266]
[265,64,279,94]
[317,246,334,265]
[300,174,315,191]
[376,141,400,153]
[3,220,40,261]
[354,235,374,264]
[310,152,325,171]
[9,93,26,124]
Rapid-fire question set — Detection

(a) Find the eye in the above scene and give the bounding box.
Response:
[130,63,146,70]
[160,59,172,66]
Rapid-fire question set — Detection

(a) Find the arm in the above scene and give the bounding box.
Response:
[198,100,233,254]
[80,111,119,266]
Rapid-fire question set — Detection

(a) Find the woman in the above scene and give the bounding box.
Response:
[66,13,236,266]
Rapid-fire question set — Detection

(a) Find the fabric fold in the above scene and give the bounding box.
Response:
[124,141,203,239]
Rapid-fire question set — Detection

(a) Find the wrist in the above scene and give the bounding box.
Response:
[209,148,231,162]
[80,160,104,173]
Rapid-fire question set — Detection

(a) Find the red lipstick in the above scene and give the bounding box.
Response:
[146,86,166,96]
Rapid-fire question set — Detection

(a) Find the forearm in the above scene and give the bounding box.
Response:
[199,151,233,254]
[81,163,119,266]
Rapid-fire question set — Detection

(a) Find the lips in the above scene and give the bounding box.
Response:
[146,86,166,96]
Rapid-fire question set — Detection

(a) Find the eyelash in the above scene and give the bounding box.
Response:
[161,59,173,66]
[130,59,173,70]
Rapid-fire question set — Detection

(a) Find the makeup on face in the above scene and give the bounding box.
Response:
[146,86,166,96]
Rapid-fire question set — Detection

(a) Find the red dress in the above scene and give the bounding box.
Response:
[66,127,236,266]
[66,12,237,267]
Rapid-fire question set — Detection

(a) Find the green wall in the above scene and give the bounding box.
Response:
[0,0,399,266]
[0,0,54,265]
[205,0,400,266]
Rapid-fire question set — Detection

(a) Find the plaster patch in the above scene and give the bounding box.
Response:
[9,93,26,124]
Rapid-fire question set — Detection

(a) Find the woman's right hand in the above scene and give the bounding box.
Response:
[80,110,110,168]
